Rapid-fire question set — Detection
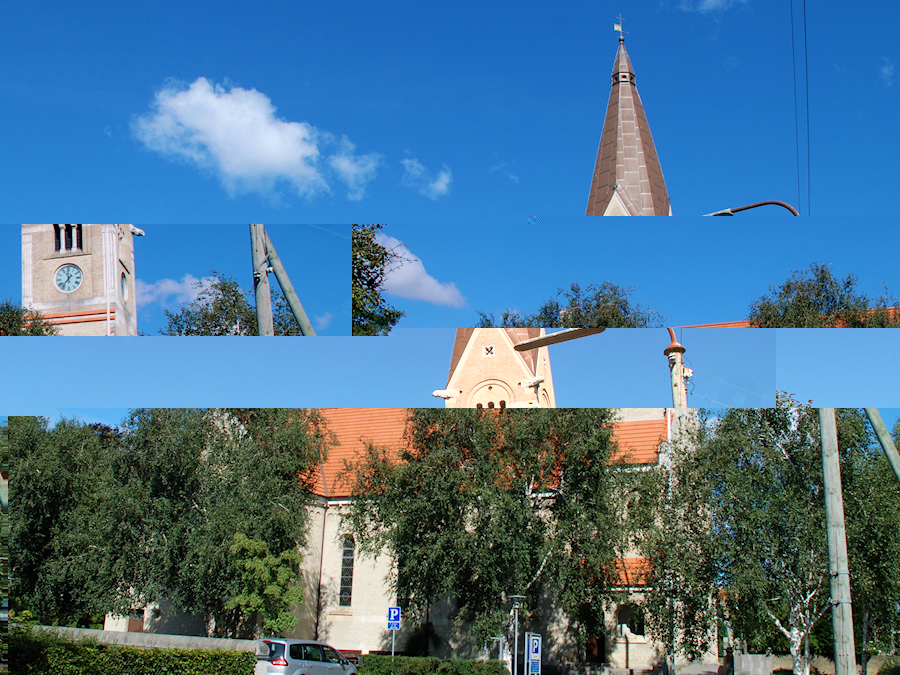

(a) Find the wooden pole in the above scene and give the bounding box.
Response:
[250,224,274,336]
[818,408,856,675]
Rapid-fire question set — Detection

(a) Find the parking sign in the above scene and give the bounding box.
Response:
[388,606,401,630]
[527,634,541,675]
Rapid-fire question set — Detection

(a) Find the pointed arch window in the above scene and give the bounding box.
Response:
[339,535,355,606]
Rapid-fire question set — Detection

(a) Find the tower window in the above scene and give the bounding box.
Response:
[64,225,73,251]
[54,225,61,252]
[339,536,355,607]
[75,225,83,250]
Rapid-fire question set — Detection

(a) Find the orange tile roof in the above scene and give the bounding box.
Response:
[614,557,650,586]
[316,408,409,498]
[677,320,751,328]
[611,417,666,464]
[314,410,666,498]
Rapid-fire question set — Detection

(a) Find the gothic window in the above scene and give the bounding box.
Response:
[339,535,355,606]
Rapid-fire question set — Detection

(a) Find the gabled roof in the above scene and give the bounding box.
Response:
[586,36,671,216]
[447,328,543,384]
[314,409,666,498]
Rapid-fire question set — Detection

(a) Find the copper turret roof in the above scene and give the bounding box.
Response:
[586,36,671,216]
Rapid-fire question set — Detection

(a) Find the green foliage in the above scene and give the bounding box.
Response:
[10,410,332,637]
[641,401,900,675]
[10,626,254,675]
[352,224,405,336]
[345,408,632,644]
[0,298,58,335]
[160,271,302,335]
[225,533,304,636]
[878,659,900,675]
[360,654,508,675]
[747,262,900,327]
[477,282,664,328]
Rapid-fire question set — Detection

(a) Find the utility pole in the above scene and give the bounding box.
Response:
[818,409,856,675]
[864,408,900,485]
[250,224,274,336]
[663,328,689,410]
[509,595,525,675]
[249,224,317,336]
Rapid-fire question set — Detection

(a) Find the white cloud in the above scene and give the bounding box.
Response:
[315,312,333,331]
[401,157,453,200]
[375,233,466,308]
[489,161,520,183]
[679,0,747,12]
[881,57,894,86]
[136,273,214,309]
[133,77,381,200]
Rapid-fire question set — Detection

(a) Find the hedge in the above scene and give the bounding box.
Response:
[10,627,255,675]
[360,654,508,675]
[878,659,900,675]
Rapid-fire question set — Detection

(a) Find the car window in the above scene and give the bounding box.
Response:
[258,641,285,661]
[324,647,343,663]
[305,644,325,661]
[290,644,304,660]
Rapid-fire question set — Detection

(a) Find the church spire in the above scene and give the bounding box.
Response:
[586,29,671,216]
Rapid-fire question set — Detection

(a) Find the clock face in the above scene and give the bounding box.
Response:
[55,264,83,292]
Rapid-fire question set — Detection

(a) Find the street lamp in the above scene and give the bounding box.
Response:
[509,595,526,675]
[702,200,800,216]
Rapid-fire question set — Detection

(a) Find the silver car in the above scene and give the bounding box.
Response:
[255,639,360,675]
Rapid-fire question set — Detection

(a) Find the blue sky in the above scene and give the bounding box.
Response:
[375,216,900,328]
[2,0,898,222]
[1,224,349,335]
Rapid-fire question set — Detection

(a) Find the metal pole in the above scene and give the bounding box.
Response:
[392,629,395,660]
[514,605,519,675]
[250,224,274,336]
[818,408,856,675]
[864,408,900,485]
[263,230,316,336]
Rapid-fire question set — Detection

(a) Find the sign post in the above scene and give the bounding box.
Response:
[525,633,541,675]
[388,606,401,659]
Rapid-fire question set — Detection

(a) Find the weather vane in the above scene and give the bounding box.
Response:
[614,14,628,39]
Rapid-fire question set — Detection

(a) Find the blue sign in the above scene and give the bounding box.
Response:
[529,634,541,660]
[388,606,401,630]
[527,634,541,675]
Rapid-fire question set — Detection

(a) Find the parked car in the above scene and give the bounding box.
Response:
[255,639,360,675]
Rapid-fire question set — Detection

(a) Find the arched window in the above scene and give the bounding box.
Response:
[499,401,506,409]
[340,535,355,607]
[487,402,495,408]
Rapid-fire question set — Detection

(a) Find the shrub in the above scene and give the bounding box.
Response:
[360,654,508,675]
[10,627,254,675]
[878,659,900,675]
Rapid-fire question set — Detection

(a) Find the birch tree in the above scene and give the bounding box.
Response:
[641,400,879,675]
[344,408,633,647]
